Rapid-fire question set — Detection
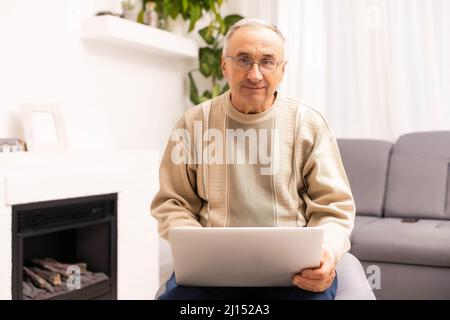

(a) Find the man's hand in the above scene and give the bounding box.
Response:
[292,249,336,292]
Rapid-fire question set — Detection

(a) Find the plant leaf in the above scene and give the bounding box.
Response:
[213,48,224,80]
[212,84,221,97]
[188,3,202,32]
[199,25,215,45]
[182,0,189,13]
[198,96,210,103]
[199,48,217,77]
[169,1,179,19]
[161,1,171,18]
[208,0,218,14]
[202,90,212,99]
[188,72,200,105]
[216,13,226,35]
[224,14,244,34]
[221,83,230,94]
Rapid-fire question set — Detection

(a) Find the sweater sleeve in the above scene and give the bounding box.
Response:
[300,117,355,265]
[150,117,203,241]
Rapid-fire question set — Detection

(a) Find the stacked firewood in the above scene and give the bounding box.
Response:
[22,258,108,300]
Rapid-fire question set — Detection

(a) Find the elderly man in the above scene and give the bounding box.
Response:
[151,18,355,300]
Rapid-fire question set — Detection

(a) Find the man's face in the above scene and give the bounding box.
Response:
[222,26,286,111]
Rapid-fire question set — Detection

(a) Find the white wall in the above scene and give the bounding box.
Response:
[0,0,193,154]
[226,0,278,23]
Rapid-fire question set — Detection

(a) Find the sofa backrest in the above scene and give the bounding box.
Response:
[384,131,450,220]
[337,139,393,217]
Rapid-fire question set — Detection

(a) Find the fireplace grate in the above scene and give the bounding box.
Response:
[12,193,118,300]
[16,196,116,233]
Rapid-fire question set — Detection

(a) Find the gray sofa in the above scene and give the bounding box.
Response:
[338,131,450,300]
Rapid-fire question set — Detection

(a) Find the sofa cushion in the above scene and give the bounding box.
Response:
[350,216,379,242]
[354,215,380,227]
[337,139,392,217]
[350,215,380,242]
[351,217,450,267]
[385,154,449,219]
[384,131,450,220]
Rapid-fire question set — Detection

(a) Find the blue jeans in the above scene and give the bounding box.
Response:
[158,273,338,300]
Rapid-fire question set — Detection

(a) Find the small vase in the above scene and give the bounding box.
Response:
[144,1,159,28]
[165,15,188,35]
[122,8,138,22]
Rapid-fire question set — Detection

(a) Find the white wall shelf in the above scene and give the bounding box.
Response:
[81,15,198,59]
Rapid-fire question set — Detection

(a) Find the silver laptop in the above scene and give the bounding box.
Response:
[168,227,324,287]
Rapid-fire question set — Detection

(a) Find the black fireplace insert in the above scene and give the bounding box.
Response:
[12,193,117,300]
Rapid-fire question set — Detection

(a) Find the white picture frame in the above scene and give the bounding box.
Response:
[21,103,68,152]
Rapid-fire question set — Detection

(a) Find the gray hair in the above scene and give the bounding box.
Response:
[222,18,286,56]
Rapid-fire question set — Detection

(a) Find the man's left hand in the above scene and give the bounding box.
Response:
[292,249,336,292]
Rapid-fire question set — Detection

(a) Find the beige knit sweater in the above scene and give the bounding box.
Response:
[151,90,355,264]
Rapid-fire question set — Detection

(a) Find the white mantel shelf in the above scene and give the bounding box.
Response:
[81,15,199,59]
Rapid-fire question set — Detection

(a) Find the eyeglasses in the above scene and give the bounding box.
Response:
[226,55,283,74]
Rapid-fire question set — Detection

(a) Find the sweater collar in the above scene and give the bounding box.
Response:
[223,90,280,124]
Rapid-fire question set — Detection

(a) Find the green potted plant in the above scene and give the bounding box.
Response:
[155,0,220,33]
[154,0,243,104]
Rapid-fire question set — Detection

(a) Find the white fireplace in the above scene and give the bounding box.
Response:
[0,149,160,300]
